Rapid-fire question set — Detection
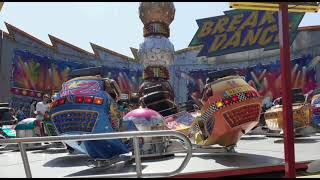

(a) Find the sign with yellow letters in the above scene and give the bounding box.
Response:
[189,10,304,57]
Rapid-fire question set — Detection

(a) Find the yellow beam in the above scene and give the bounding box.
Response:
[0,2,3,12]
[230,2,320,13]
[297,174,320,178]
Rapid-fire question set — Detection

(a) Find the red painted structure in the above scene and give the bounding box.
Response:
[278,2,296,178]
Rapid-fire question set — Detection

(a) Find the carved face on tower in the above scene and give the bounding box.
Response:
[139,36,174,67]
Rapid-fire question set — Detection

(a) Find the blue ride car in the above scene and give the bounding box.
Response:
[50,76,131,159]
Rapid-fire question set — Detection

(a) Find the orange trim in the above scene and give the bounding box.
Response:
[3,22,134,62]
[90,42,134,61]
[298,25,320,32]
[2,31,15,41]
[5,22,52,49]
[130,47,140,62]
[175,45,203,55]
[48,34,96,58]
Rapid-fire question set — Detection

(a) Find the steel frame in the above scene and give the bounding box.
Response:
[0,130,193,178]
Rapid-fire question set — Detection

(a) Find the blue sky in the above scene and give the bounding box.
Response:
[0,2,319,57]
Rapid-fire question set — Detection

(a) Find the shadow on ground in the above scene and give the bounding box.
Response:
[45,153,174,177]
[240,136,267,140]
[43,154,91,167]
[31,148,68,154]
[273,138,320,144]
[192,153,284,168]
[65,161,146,177]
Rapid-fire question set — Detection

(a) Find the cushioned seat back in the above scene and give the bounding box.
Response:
[293,93,305,103]
[144,84,163,94]
[292,88,303,95]
[138,78,178,116]
[275,93,305,105]
[206,69,237,84]
[0,103,9,108]
[146,100,177,117]
[141,91,173,105]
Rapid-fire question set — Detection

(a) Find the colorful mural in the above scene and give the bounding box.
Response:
[243,55,317,100]
[10,50,89,117]
[101,66,143,93]
[182,55,318,106]
[11,50,89,93]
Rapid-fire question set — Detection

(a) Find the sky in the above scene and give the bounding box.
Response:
[0,2,320,57]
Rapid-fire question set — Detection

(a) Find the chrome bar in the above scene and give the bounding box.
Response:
[133,137,142,178]
[0,130,193,178]
[0,130,187,144]
[18,143,32,178]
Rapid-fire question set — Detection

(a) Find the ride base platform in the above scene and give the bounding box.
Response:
[1,133,320,178]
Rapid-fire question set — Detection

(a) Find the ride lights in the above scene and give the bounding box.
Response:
[224,98,232,105]
[93,97,104,105]
[52,96,104,108]
[75,96,84,103]
[58,98,66,105]
[84,96,94,103]
[246,92,253,97]
[216,101,224,108]
[232,95,239,102]
[76,96,103,105]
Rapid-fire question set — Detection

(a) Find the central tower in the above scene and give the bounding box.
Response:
[137,2,178,117]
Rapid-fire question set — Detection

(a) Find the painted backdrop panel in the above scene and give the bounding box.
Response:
[10,50,89,117]
[101,66,143,93]
[183,55,317,105]
[11,50,88,92]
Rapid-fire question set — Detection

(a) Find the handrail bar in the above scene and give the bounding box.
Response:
[0,130,193,178]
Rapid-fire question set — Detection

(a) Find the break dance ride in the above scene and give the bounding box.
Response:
[48,2,264,168]
[49,69,263,166]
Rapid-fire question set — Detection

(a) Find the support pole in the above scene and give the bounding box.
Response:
[133,137,142,178]
[18,143,32,178]
[278,2,296,178]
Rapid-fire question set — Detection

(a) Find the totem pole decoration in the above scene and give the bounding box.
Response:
[137,2,178,117]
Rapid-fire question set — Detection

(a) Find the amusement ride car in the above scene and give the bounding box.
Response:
[264,88,315,136]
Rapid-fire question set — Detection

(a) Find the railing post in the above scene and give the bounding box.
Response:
[133,137,142,178]
[18,143,32,178]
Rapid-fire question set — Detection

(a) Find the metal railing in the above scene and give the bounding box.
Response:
[0,130,193,178]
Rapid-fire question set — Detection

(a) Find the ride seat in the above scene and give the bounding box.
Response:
[140,91,174,105]
[146,99,178,117]
[143,84,163,94]
[104,78,121,100]
[293,93,305,103]
[206,69,237,84]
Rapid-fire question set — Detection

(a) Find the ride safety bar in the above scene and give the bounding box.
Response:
[0,130,193,178]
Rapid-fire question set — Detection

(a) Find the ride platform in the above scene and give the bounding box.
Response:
[0,133,320,178]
